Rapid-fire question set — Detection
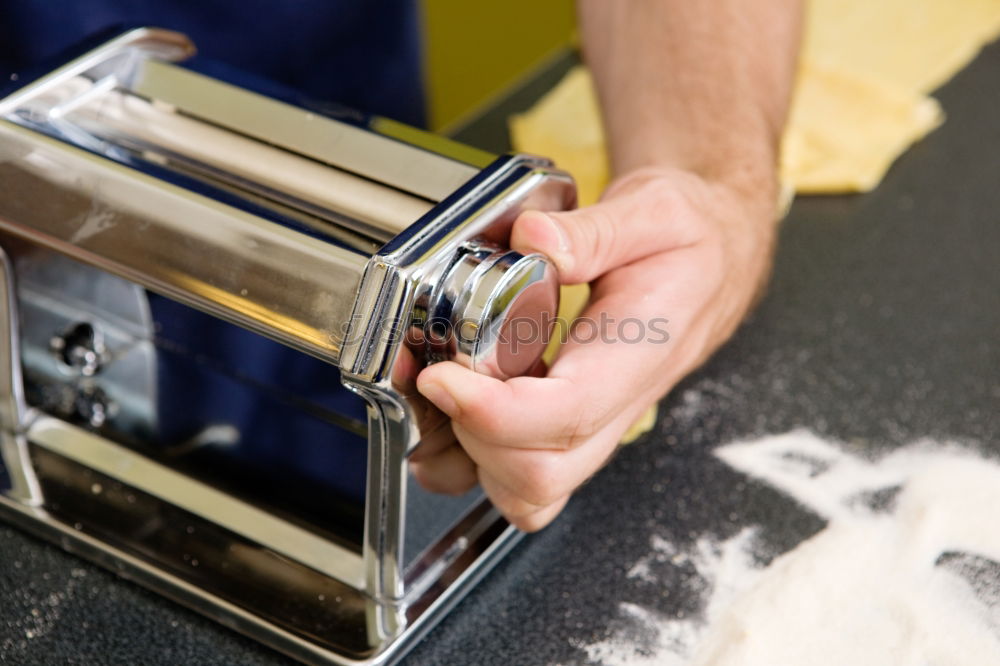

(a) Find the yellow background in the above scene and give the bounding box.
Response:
[420,0,576,131]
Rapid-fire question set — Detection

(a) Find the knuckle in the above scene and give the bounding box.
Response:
[457,384,511,436]
[492,495,529,520]
[647,183,682,216]
[593,207,620,257]
[410,458,476,497]
[447,476,478,497]
[580,207,619,267]
[650,183,710,247]
[463,403,499,433]
[410,463,447,494]
[511,513,550,533]
[516,454,567,507]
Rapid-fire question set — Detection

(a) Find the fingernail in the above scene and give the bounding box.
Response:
[417,381,459,417]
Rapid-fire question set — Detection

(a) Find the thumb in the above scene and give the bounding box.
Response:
[510,182,696,284]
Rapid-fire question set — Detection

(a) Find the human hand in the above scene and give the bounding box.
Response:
[410,165,779,531]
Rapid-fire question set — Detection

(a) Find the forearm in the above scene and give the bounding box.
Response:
[578,0,802,204]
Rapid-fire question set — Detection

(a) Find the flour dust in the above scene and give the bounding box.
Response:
[573,430,1000,665]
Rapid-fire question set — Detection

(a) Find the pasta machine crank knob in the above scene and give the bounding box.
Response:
[430,242,560,380]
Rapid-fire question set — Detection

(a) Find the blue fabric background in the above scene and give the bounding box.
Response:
[0,0,426,125]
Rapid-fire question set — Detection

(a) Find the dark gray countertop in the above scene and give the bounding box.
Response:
[2,42,999,665]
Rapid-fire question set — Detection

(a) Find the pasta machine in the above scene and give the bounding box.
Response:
[0,28,574,664]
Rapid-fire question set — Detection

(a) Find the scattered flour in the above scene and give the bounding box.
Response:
[0,566,89,655]
[575,430,1000,665]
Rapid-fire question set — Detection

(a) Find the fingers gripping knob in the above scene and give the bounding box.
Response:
[428,242,560,380]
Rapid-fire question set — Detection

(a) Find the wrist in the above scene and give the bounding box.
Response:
[604,158,782,238]
[610,110,783,209]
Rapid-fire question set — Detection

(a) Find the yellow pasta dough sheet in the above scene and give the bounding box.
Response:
[803,0,1000,95]
[509,67,609,207]
[783,61,944,193]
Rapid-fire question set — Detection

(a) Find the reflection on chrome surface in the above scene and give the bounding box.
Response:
[0,27,575,665]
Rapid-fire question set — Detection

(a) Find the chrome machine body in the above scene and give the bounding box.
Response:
[0,29,574,664]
